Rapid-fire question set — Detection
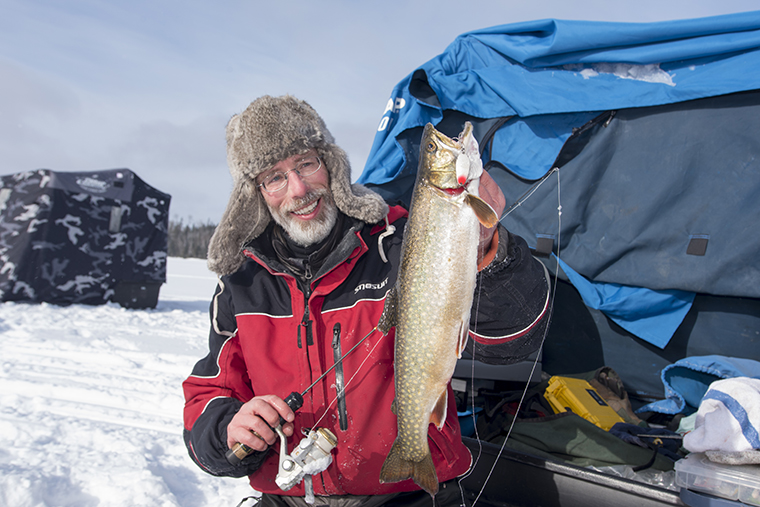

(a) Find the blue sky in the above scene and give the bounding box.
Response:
[1,0,758,223]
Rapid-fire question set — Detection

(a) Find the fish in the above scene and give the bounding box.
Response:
[377,121,497,497]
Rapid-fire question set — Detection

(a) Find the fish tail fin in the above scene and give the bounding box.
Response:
[380,440,440,497]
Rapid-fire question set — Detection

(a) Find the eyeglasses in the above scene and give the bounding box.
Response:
[257,156,323,194]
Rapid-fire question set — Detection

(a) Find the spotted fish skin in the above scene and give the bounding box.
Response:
[378,122,494,497]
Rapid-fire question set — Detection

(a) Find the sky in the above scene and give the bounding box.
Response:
[1,0,758,224]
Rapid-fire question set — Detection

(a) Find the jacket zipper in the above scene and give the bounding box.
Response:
[299,283,313,348]
[297,265,314,349]
[332,323,348,431]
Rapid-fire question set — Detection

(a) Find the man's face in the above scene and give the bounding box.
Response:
[258,150,338,246]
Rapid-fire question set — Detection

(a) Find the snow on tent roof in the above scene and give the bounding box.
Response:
[357,11,760,350]
[0,168,171,308]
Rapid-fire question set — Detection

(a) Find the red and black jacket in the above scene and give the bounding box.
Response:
[182,205,550,496]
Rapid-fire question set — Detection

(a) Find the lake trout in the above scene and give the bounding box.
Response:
[377,122,497,496]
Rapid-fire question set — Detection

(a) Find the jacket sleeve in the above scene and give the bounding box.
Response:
[468,224,551,364]
[182,279,267,477]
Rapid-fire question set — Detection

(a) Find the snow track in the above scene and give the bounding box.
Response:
[0,258,256,507]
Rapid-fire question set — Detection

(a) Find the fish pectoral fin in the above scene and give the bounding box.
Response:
[377,286,398,335]
[430,389,448,430]
[457,320,469,359]
[465,193,499,228]
[391,398,398,415]
[380,440,440,497]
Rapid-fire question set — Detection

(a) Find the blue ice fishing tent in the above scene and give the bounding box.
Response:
[358,12,760,406]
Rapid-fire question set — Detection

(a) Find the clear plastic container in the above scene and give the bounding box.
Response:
[675,453,760,506]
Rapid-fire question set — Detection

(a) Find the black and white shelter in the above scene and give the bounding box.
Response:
[0,168,171,308]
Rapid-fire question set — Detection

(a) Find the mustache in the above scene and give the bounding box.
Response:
[283,188,331,213]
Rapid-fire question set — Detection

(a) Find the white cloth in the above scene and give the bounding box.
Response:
[683,377,760,453]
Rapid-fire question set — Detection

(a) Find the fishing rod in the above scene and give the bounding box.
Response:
[225,326,379,465]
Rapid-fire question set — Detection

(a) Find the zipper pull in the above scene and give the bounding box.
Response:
[304,262,312,280]
[302,317,313,346]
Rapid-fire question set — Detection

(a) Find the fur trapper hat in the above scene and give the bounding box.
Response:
[207,95,389,276]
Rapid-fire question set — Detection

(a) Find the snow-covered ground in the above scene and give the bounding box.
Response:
[0,258,259,507]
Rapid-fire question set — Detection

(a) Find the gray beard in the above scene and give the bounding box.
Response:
[268,189,338,247]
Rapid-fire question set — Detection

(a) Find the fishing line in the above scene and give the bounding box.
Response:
[309,327,386,430]
[455,233,489,504]
[456,180,523,503]
[501,167,559,219]
[464,167,563,507]
[301,326,378,398]
[303,166,564,502]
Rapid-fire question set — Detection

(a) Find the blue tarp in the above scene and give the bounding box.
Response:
[555,257,696,349]
[359,12,760,187]
[357,12,760,349]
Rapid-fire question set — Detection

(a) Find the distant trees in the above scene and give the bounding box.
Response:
[168,219,216,258]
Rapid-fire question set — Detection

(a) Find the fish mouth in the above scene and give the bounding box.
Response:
[440,186,466,196]
[426,125,462,154]
[427,122,472,152]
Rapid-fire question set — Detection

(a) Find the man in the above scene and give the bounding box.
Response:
[183,95,551,506]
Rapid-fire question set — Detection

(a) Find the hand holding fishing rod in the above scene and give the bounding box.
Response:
[226,392,304,464]
[226,389,337,498]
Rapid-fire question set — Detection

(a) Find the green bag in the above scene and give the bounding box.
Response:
[474,378,675,471]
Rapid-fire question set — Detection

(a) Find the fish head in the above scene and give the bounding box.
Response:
[419,123,460,190]
[419,122,483,192]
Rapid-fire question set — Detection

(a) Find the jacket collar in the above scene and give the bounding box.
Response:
[243,214,364,284]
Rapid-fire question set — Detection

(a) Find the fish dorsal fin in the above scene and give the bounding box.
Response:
[430,388,448,430]
[377,286,398,335]
[465,193,499,228]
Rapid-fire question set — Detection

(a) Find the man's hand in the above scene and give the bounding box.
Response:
[477,170,506,264]
[227,394,295,452]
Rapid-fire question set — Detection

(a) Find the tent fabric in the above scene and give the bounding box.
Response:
[555,257,695,349]
[490,91,760,347]
[359,11,760,188]
[0,168,170,307]
[357,12,760,348]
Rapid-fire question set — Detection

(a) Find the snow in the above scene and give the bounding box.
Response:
[564,63,676,86]
[0,258,259,507]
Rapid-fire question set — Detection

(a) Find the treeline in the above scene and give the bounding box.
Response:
[168,219,217,258]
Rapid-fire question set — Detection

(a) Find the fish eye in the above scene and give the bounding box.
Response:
[425,142,436,152]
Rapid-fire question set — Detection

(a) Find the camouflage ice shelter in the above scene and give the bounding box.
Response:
[0,168,171,308]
